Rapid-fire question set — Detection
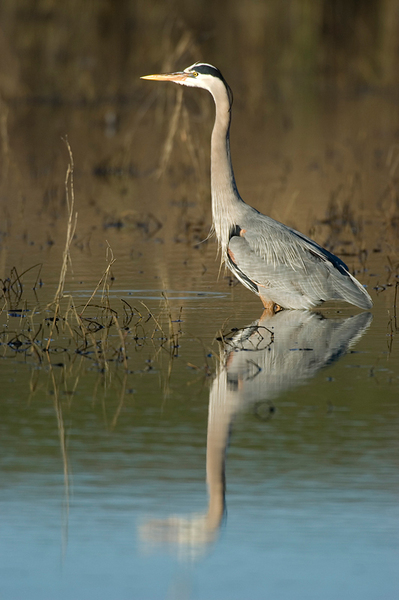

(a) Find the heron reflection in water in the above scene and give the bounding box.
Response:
[139,310,372,558]
[142,63,372,313]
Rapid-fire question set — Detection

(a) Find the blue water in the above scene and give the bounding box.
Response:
[1,272,398,600]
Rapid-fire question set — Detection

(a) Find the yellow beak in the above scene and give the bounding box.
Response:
[140,72,191,83]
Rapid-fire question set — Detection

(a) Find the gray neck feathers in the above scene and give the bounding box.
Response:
[209,82,243,258]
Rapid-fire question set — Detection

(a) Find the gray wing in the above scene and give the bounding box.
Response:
[227,219,372,309]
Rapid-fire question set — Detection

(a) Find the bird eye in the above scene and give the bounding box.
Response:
[192,71,198,77]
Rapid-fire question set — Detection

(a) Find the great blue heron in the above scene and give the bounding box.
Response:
[141,62,372,312]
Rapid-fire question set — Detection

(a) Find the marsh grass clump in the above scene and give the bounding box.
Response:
[0,264,43,310]
[0,267,192,534]
[0,268,188,373]
[0,141,190,375]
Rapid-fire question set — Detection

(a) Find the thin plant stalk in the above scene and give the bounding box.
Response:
[54,137,78,302]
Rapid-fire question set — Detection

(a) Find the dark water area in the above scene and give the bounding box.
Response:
[1,2,399,599]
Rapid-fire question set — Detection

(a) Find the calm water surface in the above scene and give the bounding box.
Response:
[1,243,398,600]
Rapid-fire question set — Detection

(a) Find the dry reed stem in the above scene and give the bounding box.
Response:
[45,303,60,352]
[139,300,167,340]
[80,246,116,317]
[156,86,183,178]
[46,139,78,352]
[101,243,115,302]
[54,138,78,303]
[60,295,83,342]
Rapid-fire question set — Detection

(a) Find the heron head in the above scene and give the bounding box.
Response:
[141,62,233,108]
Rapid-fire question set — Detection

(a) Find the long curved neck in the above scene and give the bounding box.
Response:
[210,86,243,255]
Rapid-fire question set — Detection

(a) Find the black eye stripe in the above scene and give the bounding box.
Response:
[187,63,233,108]
[191,64,223,79]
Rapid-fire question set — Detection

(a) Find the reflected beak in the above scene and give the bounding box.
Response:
[140,71,192,83]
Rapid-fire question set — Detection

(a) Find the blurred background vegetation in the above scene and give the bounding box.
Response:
[0,0,398,277]
[1,0,399,100]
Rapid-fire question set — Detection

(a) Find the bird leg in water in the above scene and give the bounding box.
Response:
[260,298,283,315]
